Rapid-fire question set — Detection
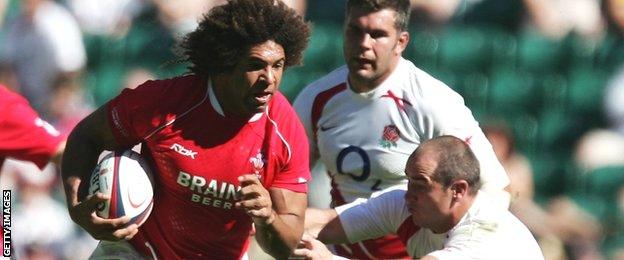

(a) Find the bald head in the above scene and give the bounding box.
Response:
[407,136,481,194]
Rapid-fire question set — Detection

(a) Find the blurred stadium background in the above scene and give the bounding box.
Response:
[1,0,624,259]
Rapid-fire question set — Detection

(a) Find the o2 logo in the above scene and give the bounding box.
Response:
[336,146,383,191]
[336,146,370,181]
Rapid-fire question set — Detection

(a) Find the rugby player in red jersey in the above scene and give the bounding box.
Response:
[0,84,65,170]
[0,84,65,257]
[60,0,311,258]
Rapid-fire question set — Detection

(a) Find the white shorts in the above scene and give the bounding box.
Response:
[90,240,149,260]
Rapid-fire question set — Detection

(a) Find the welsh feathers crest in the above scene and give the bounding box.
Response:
[250,152,265,176]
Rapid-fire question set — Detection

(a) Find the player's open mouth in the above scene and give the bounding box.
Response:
[353,58,374,68]
[254,93,272,103]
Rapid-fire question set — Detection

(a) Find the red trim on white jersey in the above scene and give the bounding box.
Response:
[396,217,421,246]
[380,90,413,112]
[311,83,347,136]
[329,175,347,207]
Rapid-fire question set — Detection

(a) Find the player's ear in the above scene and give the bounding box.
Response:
[395,31,409,55]
[450,180,469,199]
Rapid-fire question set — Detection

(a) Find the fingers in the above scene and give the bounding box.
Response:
[83,192,111,208]
[112,224,139,241]
[244,208,271,218]
[237,175,269,199]
[234,195,272,220]
[292,236,333,260]
[236,174,270,209]
[292,248,312,258]
[92,215,130,229]
[299,235,325,250]
[69,192,109,223]
[238,174,261,186]
[89,217,136,241]
[69,192,139,242]
[235,197,270,209]
[292,235,318,258]
[301,232,315,241]
[236,174,275,223]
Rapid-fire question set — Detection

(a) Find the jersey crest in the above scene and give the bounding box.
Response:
[249,151,265,178]
[379,125,400,148]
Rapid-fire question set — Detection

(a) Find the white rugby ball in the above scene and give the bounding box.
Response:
[88,150,154,227]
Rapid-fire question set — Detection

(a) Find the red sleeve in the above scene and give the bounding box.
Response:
[269,93,311,193]
[106,76,205,147]
[0,88,64,169]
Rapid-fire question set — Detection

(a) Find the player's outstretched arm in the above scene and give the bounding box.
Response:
[236,174,307,259]
[61,105,137,241]
[304,208,349,245]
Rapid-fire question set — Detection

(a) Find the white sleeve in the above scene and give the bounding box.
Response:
[293,86,319,162]
[335,189,407,243]
[427,194,506,260]
[426,222,493,260]
[420,82,510,202]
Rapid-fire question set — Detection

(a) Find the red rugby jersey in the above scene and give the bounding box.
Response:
[0,85,63,170]
[106,75,310,259]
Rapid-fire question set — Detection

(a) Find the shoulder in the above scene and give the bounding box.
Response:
[135,74,203,92]
[399,60,462,104]
[120,75,206,104]
[466,192,506,221]
[467,193,544,259]
[109,75,209,127]
[294,66,348,105]
[454,193,513,241]
[337,187,407,218]
[371,187,407,202]
[399,63,468,120]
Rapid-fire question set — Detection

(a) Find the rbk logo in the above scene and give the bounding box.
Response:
[170,143,198,159]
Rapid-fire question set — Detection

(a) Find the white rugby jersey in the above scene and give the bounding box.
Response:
[294,58,510,204]
[336,189,545,260]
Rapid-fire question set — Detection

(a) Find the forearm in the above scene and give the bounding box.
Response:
[60,106,121,207]
[304,207,350,245]
[305,208,338,238]
[249,187,307,259]
[254,211,303,259]
[61,126,105,204]
[317,216,349,245]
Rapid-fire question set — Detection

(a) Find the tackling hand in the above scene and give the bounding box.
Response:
[292,233,335,259]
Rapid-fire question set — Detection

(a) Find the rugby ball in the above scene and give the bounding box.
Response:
[88,150,154,227]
